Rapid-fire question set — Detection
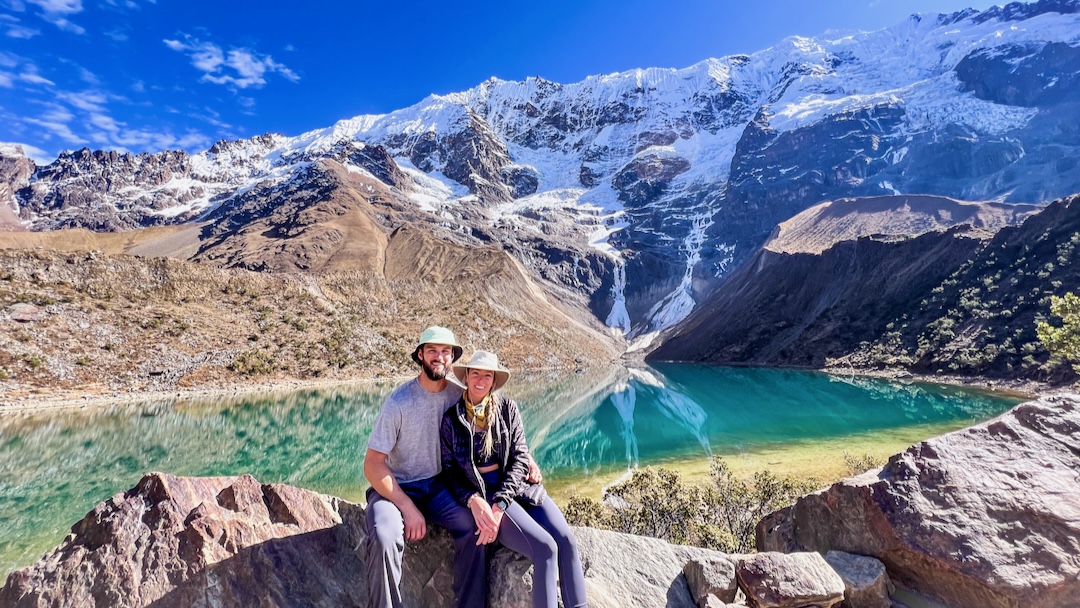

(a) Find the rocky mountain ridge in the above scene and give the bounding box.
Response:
[3,0,1079,344]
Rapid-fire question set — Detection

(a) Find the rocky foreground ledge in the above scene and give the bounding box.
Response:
[3,396,1078,608]
[759,394,1080,608]
[0,471,870,608]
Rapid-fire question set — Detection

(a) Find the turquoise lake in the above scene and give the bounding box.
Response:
[0,364,1025,578]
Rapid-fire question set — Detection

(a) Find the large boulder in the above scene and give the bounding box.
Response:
[0,473,368,608]
[0,472,738,608]
[757,395,1080,608]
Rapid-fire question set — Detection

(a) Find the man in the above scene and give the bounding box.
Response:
[363,326,484,608]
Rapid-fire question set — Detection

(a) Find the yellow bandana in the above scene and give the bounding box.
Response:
[464,391,493,429]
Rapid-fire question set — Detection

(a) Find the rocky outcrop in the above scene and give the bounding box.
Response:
[2,473,870,608]
[650,224,990,367]
[17,148,201,230]
[0,145,34,229]
[326,141,410,190]
[756,395,1080,608]
[824,551,892,608]
[684,556,740,606]
[0,473,368,607]
[735,552,844,608]
[763,195,1040,256]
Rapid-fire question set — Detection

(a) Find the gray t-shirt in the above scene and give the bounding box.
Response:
[366,378,461,483]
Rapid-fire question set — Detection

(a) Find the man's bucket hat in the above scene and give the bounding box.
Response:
[411,326,463,365]
[452,350,511,392]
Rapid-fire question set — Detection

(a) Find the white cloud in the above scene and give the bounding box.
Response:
[1,15,40,39]
[0,54,53,87]
[192,108,233,131]
[5,23,39,38]
[39,103,74,123]
[175,131,210,149]
[78,66,99,85]
[164,34,299,89]
[23,97,213,155]
[57,90,109,113]
[24,117,87,144]
[50,16,84,33]
[26,0,82,13]
[19,69,54,86]
[89,112,119,131]
[101,0,154,10]
[24,0,85,33]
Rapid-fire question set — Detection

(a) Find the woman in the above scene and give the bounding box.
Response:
[439,350,588,608]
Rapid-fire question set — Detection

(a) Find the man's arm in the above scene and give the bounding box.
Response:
[364,448,427,541]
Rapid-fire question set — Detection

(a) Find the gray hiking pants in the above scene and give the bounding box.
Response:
[364,478,486,608]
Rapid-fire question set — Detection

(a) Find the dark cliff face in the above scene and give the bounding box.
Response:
[650,227,987,367]
[701,104,910,277]
[652,194,1080,383]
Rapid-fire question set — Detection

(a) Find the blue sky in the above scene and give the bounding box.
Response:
[2,0,1001,163]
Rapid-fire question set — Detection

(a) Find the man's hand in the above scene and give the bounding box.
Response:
[401,500,427,541]
[468,495,499,545]
[527,456,543,484]
[364,448,427,541]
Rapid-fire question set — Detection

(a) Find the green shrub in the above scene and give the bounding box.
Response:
[1037,292,1080,371]
[842,451,885,475]
[564,457,820,553]
[229,349,277,376]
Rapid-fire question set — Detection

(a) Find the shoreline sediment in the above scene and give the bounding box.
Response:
[0,362,1056,415]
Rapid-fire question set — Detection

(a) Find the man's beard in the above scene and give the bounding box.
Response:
[421,360,447,381]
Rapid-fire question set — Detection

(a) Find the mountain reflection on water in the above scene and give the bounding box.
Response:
[0,365,1022,578]
[521,364,1021,478]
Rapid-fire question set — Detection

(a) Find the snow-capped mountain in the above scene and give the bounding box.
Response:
[4,0,1080,341]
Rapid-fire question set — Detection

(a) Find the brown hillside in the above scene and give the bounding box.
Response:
[189,161,393,273]
[0,249,620,401]
[767,195,1041,255]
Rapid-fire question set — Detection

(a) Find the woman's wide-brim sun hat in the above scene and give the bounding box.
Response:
[452,350,511,392]
[411,326,463,365]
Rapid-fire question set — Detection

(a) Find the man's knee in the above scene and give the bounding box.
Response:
[366,500,405,552]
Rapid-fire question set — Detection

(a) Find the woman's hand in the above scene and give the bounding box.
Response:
[527,457,543,484]
[468,494,500,545]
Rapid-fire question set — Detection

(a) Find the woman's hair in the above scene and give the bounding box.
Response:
[478,392,502,460]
